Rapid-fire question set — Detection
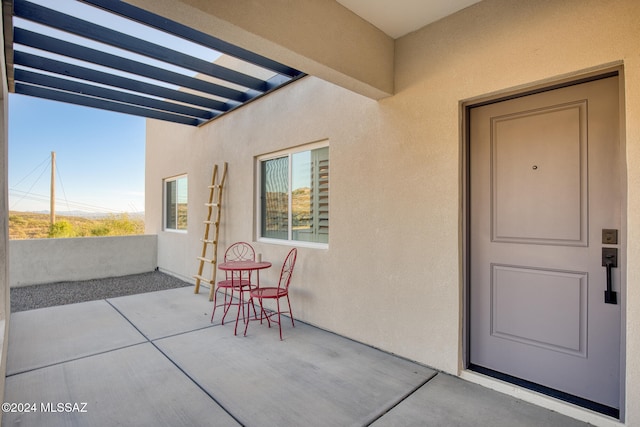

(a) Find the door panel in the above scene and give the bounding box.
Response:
[469,76,622,411]
[491,265,587,357]
[492,101,587,245]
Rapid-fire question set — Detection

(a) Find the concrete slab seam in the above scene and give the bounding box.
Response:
[5,342,147,378]
[105,299,246,426]
[363,371,440,426]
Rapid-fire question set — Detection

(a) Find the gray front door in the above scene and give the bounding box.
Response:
[469,75,622,413]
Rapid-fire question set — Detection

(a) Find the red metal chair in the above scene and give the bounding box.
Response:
[211,242,255,326]
[244,248,297,340]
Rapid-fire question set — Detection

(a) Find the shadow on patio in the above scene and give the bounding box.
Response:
[4,275,589,426]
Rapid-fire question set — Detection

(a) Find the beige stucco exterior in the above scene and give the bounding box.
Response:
[143,0,639,425]
[8,236,158,287]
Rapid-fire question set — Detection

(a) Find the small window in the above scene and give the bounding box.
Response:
[258,142,329,246]
[164,175,188,231]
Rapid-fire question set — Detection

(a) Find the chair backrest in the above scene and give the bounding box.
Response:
[277,248,297,290]
[224,242,255,280]
[224,242,255,262]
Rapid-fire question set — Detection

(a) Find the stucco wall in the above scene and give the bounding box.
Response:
[146,0,640,424]
[9,235,158,287]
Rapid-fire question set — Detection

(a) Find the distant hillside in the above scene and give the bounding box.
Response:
[28,210,145,219]
[9,211,145,240]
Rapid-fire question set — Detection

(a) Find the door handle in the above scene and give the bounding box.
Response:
[602,248,618,305]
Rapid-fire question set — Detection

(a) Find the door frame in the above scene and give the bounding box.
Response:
[460,64,627,420]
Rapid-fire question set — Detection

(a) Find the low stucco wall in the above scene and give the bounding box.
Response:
[9,235,158,287]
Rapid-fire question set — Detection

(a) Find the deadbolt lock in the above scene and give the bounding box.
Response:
[602,229,618,245]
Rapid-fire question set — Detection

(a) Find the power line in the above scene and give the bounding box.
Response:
[54,155,72,212]
[11,154,50,188]
[10,153,143,214]
[10,158,50,210]
[9,188,126,213]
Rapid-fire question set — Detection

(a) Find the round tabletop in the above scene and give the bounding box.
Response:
[218,261,272,271]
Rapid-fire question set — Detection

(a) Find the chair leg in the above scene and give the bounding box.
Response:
[234,287,244,336]
[260,298,270,328]
[276,298,283,341]
[259,298,266,325]
[250,299,258,320]
[221,288,234,325]
[243,296,253,337]
[212,288,228,322]
[210,287,218,323]
[287,294,295,327]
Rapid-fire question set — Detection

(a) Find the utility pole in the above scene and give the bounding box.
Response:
[50,151,55,225]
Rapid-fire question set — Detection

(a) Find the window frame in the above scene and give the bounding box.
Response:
[163,174,188,233]
[256,140,329,249]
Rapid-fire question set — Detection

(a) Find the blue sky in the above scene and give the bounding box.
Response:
[8,0,224,214]
[8,94,146,213]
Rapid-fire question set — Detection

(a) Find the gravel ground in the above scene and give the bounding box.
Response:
[10,271,193,313]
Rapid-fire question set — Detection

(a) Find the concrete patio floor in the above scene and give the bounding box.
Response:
[3,286,590,426]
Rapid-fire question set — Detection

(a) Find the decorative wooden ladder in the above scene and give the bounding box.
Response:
[194,162,228,301]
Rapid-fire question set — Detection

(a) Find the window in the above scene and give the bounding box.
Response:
[259,143,329,246]
[164,175,188,231]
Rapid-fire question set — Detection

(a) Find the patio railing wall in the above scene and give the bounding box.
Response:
[9,235,158,287]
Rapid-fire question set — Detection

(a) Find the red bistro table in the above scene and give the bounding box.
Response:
[218,260,272,334]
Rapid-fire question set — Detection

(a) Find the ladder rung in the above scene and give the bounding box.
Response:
[195,163,227,297]
[193,275,214,285]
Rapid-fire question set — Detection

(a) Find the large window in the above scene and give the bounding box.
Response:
[259,143,329,246]
[164,175,188,231]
